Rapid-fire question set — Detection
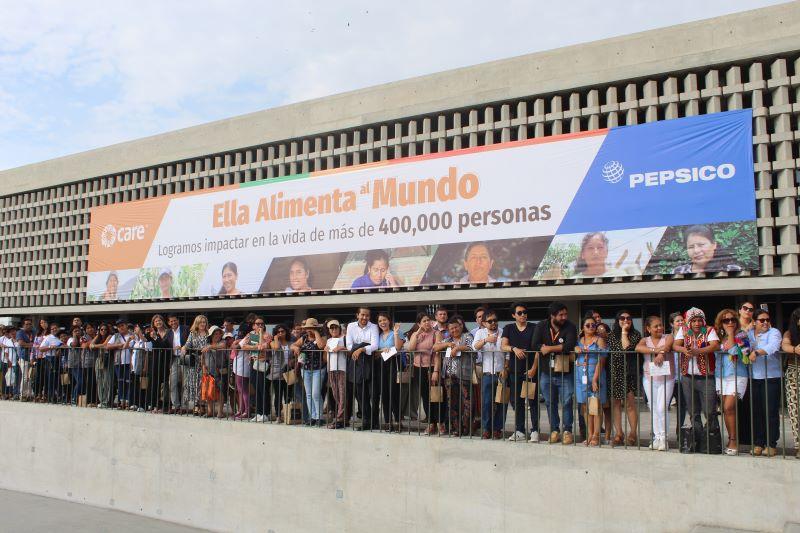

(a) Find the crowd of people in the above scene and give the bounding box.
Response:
[1,301,798,458]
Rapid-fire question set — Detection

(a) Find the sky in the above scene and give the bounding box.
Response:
[0,0,787,171]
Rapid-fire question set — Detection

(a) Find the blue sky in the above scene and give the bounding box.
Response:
[0,0,786,171]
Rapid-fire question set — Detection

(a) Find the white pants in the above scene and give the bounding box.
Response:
[19,359,32,399]
[643,376,675,440]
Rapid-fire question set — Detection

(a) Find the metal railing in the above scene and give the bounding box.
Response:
[2,346,798,459]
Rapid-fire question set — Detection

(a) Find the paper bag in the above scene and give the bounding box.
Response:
[283,401,303,424]
[60,372,71,386]
[283,370,298,385]
[139,376,149,390]
[553,354,570,372]
[472,365,482,385]
[77,395,87,407]
[494,380,510,404]
[429,385,444,403]
[588,396,600,416]
[396,369,411,384]
[520,380,537,400]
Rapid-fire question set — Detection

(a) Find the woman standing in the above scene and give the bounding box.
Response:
[608,310,642,446]
[268,325,291,422]
[293,318,326,426]
[147,315,171,413]
[714,309,750,455]
[181,315,210,417]
[739,302,756,332]
[241,318,268,422]
[201,325,227,418]
[31,321,48,402]
[405,312,444,436]
[434,317,474,437]
[130,324,152,412]
[325,320,348,429]
[376,312,403,432]
[780,307,800,459]
[90,323,111,408]
[79,324,98,407]
[748,308,783,457]
[575,318,607,447]
[636,316,675,451]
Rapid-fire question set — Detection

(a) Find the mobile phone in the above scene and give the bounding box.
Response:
[759,303,769,311]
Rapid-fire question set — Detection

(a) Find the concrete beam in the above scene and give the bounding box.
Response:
[2,3,800,194]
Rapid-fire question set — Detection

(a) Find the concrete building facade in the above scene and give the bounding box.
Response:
[1,3,799,321]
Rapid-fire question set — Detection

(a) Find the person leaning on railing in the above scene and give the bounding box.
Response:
[673,307,721,454]
[780,307,800,459]
[635,316,674,451]
[293,318,327,427]
[324,320,348,429]
[473,309,506,440]
[181,315,210,417]
[404,311,444,436]
[434,316,474,437]
[607,309,641,447]
[90,323,112,408]
[376,312,403,432]
[146,315,171,414]
[575,317,607,447]
[713,309,750,456]
[747,308,782,457]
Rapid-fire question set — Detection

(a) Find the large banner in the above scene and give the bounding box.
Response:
[87,109,757,301]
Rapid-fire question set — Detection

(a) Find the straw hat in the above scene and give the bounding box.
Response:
[301,318,322,329]
[207,325,222,337]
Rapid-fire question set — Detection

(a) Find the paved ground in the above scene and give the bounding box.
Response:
[0,489,208,533]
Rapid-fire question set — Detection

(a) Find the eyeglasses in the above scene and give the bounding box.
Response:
[485,319,498,324]
[583,323,597,329]
[756,318,770,323]
[741,306,754,312]
[515,311,528,316]
[619,316,632,321]
[721,317,737,324]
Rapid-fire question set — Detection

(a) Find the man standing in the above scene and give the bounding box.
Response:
[532,301,578,445]
[166,314,190,414]
[434,307,449,337]
[345,307,379,430]
[38,323,64,402]
[473,310,506,439]
[501,302,540,442]
[16,318,34,401]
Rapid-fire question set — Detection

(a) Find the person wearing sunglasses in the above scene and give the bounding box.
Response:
[674,307,721,454]
[575,318,607,446]
[531,301,578,445]
[608,310,642,447]
[473,310,506,439]
[635,316,675,451]
[713,309,750,455]
[780,307,800,459]
[501,302,539,442]
[748,308,782,456]
[739,302,756,332]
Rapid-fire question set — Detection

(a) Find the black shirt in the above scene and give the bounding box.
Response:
[531,319,578,373]
[501,322,535,375]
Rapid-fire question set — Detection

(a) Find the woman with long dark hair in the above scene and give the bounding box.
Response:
[672,225,742,274]
[608,309,641,446]
[405,311,444,436]
[781,307,800,459]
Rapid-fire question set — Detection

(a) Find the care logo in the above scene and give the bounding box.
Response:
[99,223,146,248]
[601,160,625,184]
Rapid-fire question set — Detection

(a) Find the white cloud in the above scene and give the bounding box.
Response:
[0,0,788,170]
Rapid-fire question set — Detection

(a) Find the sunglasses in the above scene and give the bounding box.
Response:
[485,319,498,324]
[619,316,632,321]
[254,322,265,326]
[583,323,597,329]
[515,311,528,316]
[741,306,754,312]
[721,317,737,324]
[756,317,770,323]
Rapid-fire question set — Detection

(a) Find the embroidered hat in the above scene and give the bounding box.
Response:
[684,307,706,323]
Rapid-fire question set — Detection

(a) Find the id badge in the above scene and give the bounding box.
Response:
[581,374,588,385]
[550,358,555,369]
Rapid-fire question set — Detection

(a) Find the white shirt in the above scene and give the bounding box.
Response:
[1,337,17,364]
[171,327,182,351]
[131,338,152,372]
[234,338,252,377]
[40,334,63,356]
[674,327,719,375]
[326,336,348,372]
[472,327,506,374]
[111,333,133,365]
[345,321,379,355]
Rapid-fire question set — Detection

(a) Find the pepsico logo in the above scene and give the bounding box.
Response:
[601,160,625,184]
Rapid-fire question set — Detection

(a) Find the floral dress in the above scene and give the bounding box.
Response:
[608,329,641,400]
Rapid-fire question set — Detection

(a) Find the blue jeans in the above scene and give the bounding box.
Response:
[71,368,84,403]
[539,370,574,433]
[115,364,131,405]
[303,369,323,421]
[481,374,505,431]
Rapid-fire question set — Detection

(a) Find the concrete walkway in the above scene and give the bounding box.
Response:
[0,489,208,533]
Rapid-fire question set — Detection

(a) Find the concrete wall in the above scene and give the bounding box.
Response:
[0,402,798,533]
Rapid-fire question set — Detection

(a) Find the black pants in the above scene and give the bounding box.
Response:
[270,378,287,417]
[751,378,781,448]
[83,366,98,405]
[510,372,540,433]
[413,366,443,424]
[149,354,170,411]
[348,378,377,429]
[377,357,400,425]
[252,369,269,416]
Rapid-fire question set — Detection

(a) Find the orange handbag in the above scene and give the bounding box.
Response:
[201,374,219,401]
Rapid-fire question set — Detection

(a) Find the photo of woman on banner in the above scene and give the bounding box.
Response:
[350,249,402,288]
[285,257,313,293]
[672,225,742,274]
[459,242,498,283]
[217,262,241,296]
[158,268,173,298]
[101,271,119,301]
[573,232,644,278]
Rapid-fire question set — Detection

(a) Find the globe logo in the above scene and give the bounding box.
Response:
[601,160,625,184]
[100,224,117,248]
